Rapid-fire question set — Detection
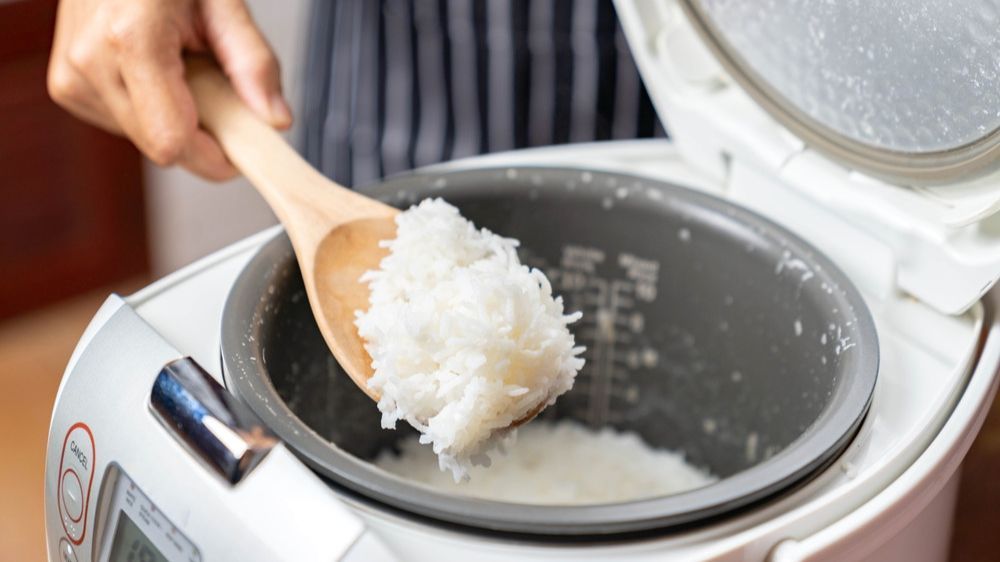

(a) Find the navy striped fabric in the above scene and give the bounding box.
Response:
[301,0,666,187]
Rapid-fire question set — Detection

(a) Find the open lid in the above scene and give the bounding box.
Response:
[681,0,1000,186]
[614,0,1000,315]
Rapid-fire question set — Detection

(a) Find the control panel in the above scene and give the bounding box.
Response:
[46,270,367,561]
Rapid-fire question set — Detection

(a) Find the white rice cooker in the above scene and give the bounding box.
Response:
[44,1,1000,560]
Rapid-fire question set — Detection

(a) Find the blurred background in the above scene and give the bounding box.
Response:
[0,0,302,558]
[1,0,999,560]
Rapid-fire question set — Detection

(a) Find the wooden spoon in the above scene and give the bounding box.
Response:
[186,57,394,401]
[186,58,545,428]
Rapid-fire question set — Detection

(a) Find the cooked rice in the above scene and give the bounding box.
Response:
[355,198,584,480]
[376,420,717,504]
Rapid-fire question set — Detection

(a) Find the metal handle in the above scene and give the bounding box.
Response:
[150,357,277,484]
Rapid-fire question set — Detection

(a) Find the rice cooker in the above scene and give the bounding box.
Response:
[44,1,1000,560]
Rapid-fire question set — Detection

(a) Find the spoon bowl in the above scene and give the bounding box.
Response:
[310,218,397,400]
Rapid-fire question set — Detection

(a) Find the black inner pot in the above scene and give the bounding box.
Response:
[221,167,878,537]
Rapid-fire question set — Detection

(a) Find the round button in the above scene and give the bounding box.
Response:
[61,470,84,523]
[59,538,78,562]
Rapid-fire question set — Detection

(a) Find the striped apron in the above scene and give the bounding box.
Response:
[300,0,665,187]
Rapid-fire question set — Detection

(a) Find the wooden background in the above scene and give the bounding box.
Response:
[0,0,147,320]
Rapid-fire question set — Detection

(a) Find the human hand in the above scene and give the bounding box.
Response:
[48,0,292,180]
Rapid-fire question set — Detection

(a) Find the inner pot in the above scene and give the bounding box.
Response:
[221,167,878,537]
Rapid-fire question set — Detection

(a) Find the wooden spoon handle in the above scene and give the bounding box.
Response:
[184,56,383,246]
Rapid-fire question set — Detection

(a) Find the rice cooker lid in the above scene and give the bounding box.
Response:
[615,0,1000,315]
[678,0,1000,186]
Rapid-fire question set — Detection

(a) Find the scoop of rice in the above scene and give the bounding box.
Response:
[355,198,584,480]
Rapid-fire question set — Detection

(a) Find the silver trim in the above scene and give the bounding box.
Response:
[150,358,277,485]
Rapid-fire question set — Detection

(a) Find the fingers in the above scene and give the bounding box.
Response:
[115,37,237,179]
[50,1,191,167]
[47,1,123,134]
[109,51,237,181]
[179,130,239,181]
[68,17,171,167]
[115,21,194,165]
[47,0,279,181]
[48,62,123,134]
[111,10,241,179]
[200,0,292,129]
[89,60,164,160]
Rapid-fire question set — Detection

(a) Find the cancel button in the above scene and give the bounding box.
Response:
[61,469,84,523]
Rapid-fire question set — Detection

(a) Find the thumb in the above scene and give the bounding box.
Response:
[199,0,292,129]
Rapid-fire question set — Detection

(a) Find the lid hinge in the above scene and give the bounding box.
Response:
[726,159,898,305]
[778,152,1000,315]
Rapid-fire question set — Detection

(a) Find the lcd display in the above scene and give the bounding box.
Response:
[108,511,167,562]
